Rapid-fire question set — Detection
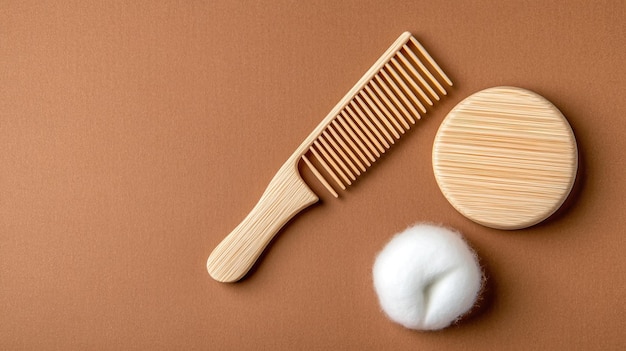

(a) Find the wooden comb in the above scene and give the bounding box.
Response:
[207,32,453,282]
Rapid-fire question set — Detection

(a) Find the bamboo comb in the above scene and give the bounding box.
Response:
[207,32,453,282]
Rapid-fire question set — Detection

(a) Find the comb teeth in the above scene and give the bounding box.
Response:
[302,34,452,197]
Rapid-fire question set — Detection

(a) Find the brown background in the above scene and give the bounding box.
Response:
[1,1,625,350]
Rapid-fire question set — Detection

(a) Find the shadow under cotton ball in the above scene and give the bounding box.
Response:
[372,224,483,331]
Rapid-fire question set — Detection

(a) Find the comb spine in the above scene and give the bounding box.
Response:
[287,32,414,164]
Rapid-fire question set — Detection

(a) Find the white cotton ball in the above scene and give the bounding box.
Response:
[372,224,483,331]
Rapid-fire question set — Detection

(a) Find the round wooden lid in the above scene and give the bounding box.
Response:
[432,86,578,230]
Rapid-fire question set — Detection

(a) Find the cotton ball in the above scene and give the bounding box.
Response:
[373,224,483,331]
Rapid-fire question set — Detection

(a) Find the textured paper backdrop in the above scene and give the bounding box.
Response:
[1,1,625,350]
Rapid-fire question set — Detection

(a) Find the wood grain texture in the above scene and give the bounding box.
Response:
[206,161,318,282]
[432,86,578,230]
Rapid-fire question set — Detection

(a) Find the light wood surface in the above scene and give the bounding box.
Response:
[206,161,318,282]
[207,32,452,282]
[432,86,578,230]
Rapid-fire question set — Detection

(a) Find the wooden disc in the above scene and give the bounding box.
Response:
[432,86,578,230]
